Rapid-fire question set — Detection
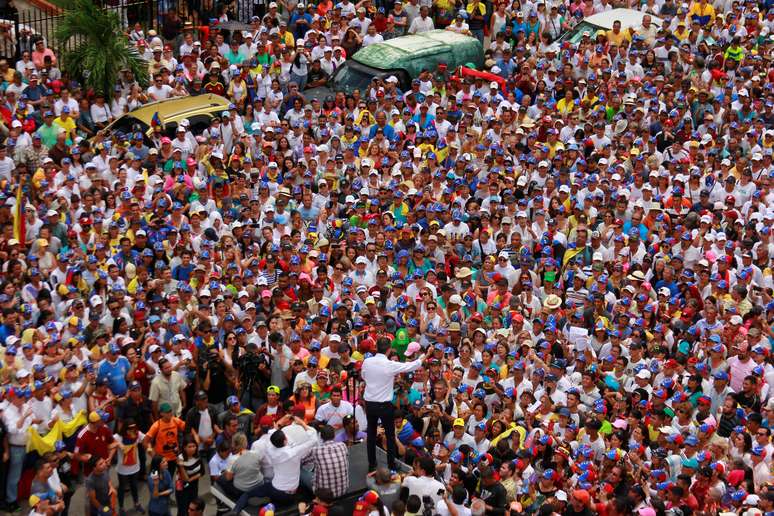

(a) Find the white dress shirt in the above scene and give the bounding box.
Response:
[266,426,318,492]
[250,433,275,480]
[361,354,423,403]
[408,15,434,34]
[2,402,32,446]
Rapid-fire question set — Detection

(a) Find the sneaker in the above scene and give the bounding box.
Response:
[9,503,22,514]
[135,504,146,514]
[119,509,127,516]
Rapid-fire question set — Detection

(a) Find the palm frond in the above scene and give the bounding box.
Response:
[56,0,148,96]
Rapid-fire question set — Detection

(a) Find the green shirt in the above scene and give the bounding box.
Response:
[225,49,246,66]
[37,123,60,148]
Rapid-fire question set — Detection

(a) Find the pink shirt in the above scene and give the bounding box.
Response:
[32,48,57,69]
[727,355,756,392]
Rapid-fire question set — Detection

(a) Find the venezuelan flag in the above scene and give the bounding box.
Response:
[27,410,88,455]
[150,111,161,127]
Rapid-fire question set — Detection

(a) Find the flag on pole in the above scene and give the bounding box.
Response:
[150,111,161,127]
[12,183,25,248]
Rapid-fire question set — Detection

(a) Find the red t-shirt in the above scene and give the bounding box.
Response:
[128,360,154,396]
[74,425,114,475]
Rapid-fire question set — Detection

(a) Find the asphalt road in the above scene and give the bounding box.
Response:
[3,470,222,516]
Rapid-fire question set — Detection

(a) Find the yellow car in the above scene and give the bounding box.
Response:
[101,93,232,142]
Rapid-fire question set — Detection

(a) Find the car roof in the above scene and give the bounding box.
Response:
[128,94,231,125]
[354,30,481,71]
[582,8,663,31]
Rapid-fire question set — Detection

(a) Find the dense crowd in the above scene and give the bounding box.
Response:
[1,0,774,515]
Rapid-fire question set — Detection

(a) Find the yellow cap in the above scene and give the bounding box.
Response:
[453,418,465,427]
[89,411,102,423]
[68,316,79,326]
[29,495,41,506]
[37,238,49,247]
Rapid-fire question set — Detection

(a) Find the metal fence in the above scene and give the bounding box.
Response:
[0,0,250,61]
[0,2,138,60]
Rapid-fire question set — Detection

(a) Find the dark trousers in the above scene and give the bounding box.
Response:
[217,477,298,510]
[175,480,199,516]
[137,443,147,479]
[365,400,397,471]
[217,477,269,514]
[267,484,295,505]
[117,472,140,508]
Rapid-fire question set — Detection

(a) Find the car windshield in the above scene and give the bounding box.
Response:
[108,115,149,136]
[330,61,384,94]
[560,21,604,44]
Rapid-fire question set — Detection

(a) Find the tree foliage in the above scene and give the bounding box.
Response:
[54,0,148,96]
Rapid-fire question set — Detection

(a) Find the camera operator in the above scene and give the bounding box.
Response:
[235,340,272,411]
[197,344,229,412]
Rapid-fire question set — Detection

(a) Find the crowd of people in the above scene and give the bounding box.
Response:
[1,0,774,515]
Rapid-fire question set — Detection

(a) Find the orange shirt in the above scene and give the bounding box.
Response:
[146,417,186,460]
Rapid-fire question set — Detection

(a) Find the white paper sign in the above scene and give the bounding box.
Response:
[569,326,590,352]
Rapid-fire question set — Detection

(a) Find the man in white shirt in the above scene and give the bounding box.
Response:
[251,415,277,480]
[443,418,476,450]
[362,25,384,47]
[402,456,446,504]
[436,486,472,516]
[408,6,434,33]
[315,386,354,438]
[187,390,217,454]
[0,143,15,182]
[2,389,33,510]
[752,446,771,490]
[336,0,356,17]
[147,74,173,101]
[361,337,423,471]
[265,416,318,503]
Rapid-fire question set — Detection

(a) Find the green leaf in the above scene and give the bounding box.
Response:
[55,0,148,96]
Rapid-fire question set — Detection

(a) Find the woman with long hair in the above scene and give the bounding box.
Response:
[290,382,317,423]
[114,419,145,515]
[175,436,203,516]
[147,455,173,516]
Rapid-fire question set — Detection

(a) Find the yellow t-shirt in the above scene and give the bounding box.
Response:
[53,117,76,144]
[606,29,631,46]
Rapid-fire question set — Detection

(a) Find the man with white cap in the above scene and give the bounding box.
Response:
[350,256,375,287]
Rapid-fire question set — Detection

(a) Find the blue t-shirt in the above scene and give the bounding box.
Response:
[172,263,194,281]
[98,356,132,396]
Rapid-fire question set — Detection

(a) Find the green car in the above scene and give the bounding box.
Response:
[305,30,484,100]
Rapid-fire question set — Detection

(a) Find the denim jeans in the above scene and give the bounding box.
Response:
[6,445,26,503]
[217,477,270,514]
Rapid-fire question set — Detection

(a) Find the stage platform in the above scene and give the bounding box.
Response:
[210,444,410,515]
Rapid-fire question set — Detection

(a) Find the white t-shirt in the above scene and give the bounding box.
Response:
[362,33,384,47]
[113,432,145,475]
[209,452,233,478]
[436,499,472,516]
[402,475,446,504]
[147,84,173,100]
